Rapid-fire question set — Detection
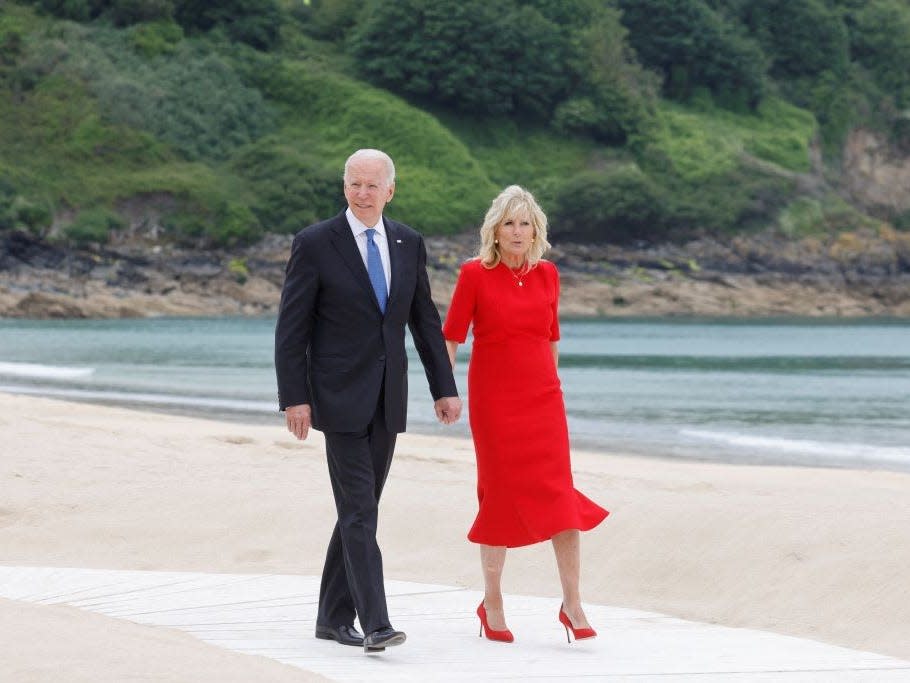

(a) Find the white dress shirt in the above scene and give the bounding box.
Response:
[346,207,391,292]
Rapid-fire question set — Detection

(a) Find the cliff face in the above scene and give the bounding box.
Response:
[842,129,910,216]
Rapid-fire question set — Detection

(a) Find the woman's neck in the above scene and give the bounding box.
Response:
[501,253,526,269]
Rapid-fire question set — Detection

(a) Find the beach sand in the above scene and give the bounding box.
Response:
[1,392,909,681]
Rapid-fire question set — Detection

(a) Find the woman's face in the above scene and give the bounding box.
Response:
[495,209,534,262]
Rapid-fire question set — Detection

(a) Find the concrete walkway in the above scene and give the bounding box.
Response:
[0,566,907,681]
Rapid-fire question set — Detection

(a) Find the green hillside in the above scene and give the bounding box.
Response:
[1,0,908,246]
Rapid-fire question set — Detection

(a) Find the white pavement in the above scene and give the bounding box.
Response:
[0,566,908,682]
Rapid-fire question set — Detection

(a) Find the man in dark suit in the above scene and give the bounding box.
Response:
[275,149,462,654]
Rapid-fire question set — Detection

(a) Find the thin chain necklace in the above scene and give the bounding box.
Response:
[504,260,530,287]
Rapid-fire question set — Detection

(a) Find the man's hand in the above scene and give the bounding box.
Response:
[434,396,462,425]
[286,403,312,440]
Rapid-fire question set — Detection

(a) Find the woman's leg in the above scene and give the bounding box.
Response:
[480,544,509,630]
[551,529,591,628]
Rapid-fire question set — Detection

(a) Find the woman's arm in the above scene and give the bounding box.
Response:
[446,340,459,370]
[551,341,558,369]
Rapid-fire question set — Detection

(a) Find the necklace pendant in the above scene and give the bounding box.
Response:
[518,281,523,287]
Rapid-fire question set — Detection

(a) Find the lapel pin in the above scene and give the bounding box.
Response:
[396,239,402,244]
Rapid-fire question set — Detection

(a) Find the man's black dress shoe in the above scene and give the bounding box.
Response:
[315,624,364,646]
[363,626,407,653]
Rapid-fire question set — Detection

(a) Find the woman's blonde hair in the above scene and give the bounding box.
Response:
[478,185,551,268]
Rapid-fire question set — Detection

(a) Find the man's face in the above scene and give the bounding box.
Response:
[344,159,395,227]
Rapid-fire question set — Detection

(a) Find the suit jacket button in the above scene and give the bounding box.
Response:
[378,354,386,361]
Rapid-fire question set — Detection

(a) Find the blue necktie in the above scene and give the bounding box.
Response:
[365,228,387,313]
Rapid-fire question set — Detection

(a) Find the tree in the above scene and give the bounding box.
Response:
[31,0,170,24]
[846,0,910,107]
[34,0,95,21]
[515,0,602,29]
[553,6,658,145]
[173,0,284,50]
[348,0,572,118]
[107,0,173,27]
[294,0,359,41]
[617,0,766,108]
[742,0,849,79]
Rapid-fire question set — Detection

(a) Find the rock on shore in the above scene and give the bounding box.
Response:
[1,228,909,319]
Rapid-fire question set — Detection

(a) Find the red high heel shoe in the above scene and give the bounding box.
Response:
[476,601,514,642]
[559,604,597,642]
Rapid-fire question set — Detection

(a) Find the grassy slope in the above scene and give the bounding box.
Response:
[650,97,817,182]
[256,59,498,232]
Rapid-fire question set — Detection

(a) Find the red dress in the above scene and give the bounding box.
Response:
[443,258,608,548]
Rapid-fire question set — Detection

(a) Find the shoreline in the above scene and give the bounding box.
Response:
[4,385,910,476]
[2,229,909,319]
[2,391,909,673]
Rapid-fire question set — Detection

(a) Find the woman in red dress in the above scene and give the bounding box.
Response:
[443,185,608,644]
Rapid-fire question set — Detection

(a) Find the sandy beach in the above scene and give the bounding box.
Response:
[1,392,909,681]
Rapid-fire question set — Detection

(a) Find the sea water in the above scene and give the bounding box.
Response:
[1,316,908,472]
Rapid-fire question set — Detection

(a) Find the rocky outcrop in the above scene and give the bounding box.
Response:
[842,129,910,216]
[2,228,909,319]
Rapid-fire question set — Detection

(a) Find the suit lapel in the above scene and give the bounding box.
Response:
[329,213,378,307]
[384,218,405,309]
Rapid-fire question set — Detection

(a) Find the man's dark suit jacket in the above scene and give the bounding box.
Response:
[275,211,457,433]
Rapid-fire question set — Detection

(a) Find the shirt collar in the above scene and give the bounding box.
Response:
[346,207,385,237]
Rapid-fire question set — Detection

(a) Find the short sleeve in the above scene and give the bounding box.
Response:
[548,261,561,342]
[443,261,477,343]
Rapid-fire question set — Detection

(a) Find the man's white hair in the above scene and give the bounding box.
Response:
[344,149,396,186]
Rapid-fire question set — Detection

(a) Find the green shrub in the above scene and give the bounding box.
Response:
[788,69,872,155]
[129,20,183,56]
[348,0,572,119]
[36,0,94,22]
[552,7,657,145]
[778,195,880,237]
[743,0,849,79]
[108,0,174,27]
[661,164,796,234]
[161,198,262,246]
[161,206,207,240]
[230,138,343,234]
[549,166,672,243]
[847,0,910,108]
[227,256,248,283]
[617,0,766,107]
[0,26,24,68]
[552,98,600,136]
[11,195,53,233]
[37,29,276,160]
[0,176,54,234]
[777,197,825,237]
[174,0,284,50]
[294,0,359,41]
[210,200,262,245]
[63,206,125,243]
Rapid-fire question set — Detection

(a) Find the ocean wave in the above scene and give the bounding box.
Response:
[0,384,274,413]
[681,428,910,467]
[0,362,95,380]
[558,355,910,372]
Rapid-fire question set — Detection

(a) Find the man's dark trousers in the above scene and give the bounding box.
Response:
[316,391,396,635]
